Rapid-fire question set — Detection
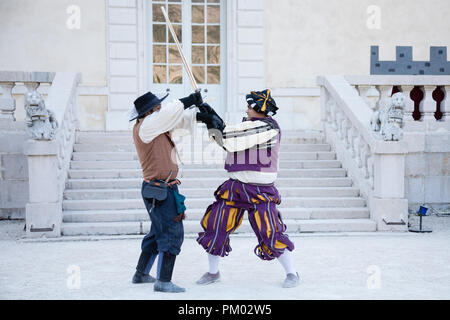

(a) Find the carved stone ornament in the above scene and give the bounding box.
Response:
[24,90,58,140]
[370,92,405,141]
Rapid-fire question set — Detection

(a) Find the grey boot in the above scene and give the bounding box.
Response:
[132,271,156,284]
[153,252,185,292]
[282,272,300,288]
[133,251,158,284]
[196,272,221,285]
[154,280,186,293]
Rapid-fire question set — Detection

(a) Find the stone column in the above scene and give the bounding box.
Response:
[370,142,408,231]
[23,140,62,238]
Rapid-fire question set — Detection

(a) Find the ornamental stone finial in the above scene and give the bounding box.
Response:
[370,92,405,141]
[24,90,58,140]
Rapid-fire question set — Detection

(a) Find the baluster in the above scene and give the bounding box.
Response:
[321,87,330,124]
[368,152,374,189]
[344,118,351,149]
[24,82,40,93]
[367,86,380,110]
[357,135,365,167]
[363,144,371,179]
[337,111,344,138]
[442,85,449,122]
[399,85,416,132]
[325,99,334,124]
[333,109,341,132]
[342,117,348,147]
[350,126,358,158]
[375,85,393,111]
[329,100,337,127]
[400,85,414,120]
[356,85,372,108]
[0,82,16,121]
[421,85,437,123]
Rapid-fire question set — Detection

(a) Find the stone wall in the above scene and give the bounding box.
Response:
[405,134,450,212]
[266,0,450,130]
[0,121,29,219]
[0,0,108,131]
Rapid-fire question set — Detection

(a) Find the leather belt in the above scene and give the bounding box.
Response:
[144,179,181,187]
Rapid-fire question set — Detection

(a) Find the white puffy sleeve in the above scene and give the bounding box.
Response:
[138,100,197,143]
[221,120,279,152]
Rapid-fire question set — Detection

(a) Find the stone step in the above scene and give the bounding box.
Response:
[66,177,353,189]
[72,143,332,153]
[63,187,360,200]
[63,207,370,223]
[67,168,348,179]
[71,151,336,161]
[61,218,376,236]
[69,159,342,170]
[75,130,325,145]
[62,197,366,211]
[73,152,140,161]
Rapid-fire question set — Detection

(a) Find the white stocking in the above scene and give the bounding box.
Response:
[277,250,296,275]
[208,253,220,274]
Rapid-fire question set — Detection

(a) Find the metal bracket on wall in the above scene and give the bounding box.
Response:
[382,219,406,225]
[30,224,55,232]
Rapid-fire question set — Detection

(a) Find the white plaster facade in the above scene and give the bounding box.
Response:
[2,0,450,131]
[0,0,449,224]
[104,0,268,130]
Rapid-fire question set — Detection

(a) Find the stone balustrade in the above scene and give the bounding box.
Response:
[344,75,450,129]
[0,71,81,237]
[0,72,55,121]
[317,75,409,231]
[0,72,55,220]
[344,76,450,212]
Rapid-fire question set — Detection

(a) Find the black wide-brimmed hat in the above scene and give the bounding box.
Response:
[129,91,169,121]
[246,89,278,116]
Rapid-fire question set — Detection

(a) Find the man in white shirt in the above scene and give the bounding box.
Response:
[130,90,202,293]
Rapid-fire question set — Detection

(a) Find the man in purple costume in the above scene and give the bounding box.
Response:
[194,89,299,288]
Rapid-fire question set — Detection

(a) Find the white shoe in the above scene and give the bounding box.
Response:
[283,272,300,288]
[196,272,221,285]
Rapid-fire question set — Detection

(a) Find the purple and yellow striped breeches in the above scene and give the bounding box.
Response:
[196,179,294,261]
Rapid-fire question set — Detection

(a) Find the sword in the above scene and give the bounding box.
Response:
[161,6,199,92]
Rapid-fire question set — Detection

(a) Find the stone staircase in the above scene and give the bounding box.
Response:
[61,130,376,236]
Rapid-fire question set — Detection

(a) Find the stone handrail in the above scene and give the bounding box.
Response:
[317,75,408,231]
[19,72,81,237]
[0,72,55,121]
[344,75,450,128]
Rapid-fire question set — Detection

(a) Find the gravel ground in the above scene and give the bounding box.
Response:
[1,215,449,300]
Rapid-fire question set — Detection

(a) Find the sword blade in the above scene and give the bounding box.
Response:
[161,6,198,91]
